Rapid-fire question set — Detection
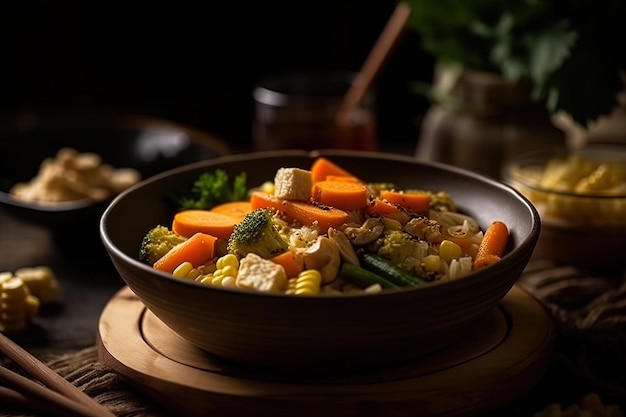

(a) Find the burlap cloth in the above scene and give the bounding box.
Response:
[2,259,625,417]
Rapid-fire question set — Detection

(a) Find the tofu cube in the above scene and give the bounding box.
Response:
[274,167,313,201]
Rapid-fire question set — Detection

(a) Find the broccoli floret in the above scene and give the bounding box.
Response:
[172,169,247,210]
[227,208,289,260]
[138,225,187,265]
[371,229,428,272]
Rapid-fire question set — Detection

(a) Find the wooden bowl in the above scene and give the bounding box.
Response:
[100,150,540,373]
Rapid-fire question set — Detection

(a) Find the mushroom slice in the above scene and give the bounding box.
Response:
[342,217,385,245]
[328,228,359,265]
[303,236,341,284]
[403,217,442,241]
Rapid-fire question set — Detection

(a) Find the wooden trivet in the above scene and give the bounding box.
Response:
[97,285,554,417]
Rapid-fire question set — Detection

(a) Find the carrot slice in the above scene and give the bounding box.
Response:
[380,190,430,215]
[249,191,349,233]
[284,200,351,233]
[172,210,238,240]
[249,191,285,212]
[271,251,304,279]
[310,157,359,182]
[210,201,252,222]
[473,221,509,270]
[364,197,411,223]
[153,232,218,273]
[325,175,362,183]
[311,180,368,210]
[365,197,402,217]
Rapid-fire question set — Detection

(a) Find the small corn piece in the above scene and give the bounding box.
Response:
[211,273,226,286]
[220,265,237,278]
[219,276,238,288]
[14,266,59,304]
[439,239,462,263]
[421,255,443,272]
[286,269,322,296]
[173,262,201,280]
[201,254,241,287]
[216,254,239,270]
[0,274,39,334]
[196,274,214,285]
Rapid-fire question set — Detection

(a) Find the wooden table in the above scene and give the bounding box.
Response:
[0,208,124,358]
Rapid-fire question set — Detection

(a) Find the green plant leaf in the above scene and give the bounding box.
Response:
[542,46,622,126]
[525,20,577,86]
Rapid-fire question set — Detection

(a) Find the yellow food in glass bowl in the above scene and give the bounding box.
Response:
[505,146,626,227]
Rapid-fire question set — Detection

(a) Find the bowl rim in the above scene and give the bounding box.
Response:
[504,143,626,199]
[100,149,541,300]
[0,192,105,212]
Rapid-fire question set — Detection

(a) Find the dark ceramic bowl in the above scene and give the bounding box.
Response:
[0,116,229,241]
[100,150,540,373]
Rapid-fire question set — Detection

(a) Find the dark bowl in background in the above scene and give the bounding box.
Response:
[0,115,230,243]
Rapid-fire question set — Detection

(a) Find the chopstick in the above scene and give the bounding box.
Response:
[0,370,107,417]
[0,332,115,417]
[0,385,84,417]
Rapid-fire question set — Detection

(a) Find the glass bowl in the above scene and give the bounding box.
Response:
[504,144,626,268]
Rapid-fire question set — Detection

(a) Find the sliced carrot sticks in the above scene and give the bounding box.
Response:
[271,250,304,279]
[311,180,369,210]
[284,200,351,233]
[364,197,412,224]
[172,210,238,240]
[325,175,362,183]
[153,232,218,273]
[249,191,350,233]
[472,221,509,270]
[380,190,430,215]
[210,201,253,222]
[364,197,402,216]
[249,191,285,211]
[310,157,359,182]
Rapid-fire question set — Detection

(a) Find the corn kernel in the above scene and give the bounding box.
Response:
[422,255,442,272]
[211,274,226,286]
[216,254,239,270]
[220,265,238,278]
[439,240,462,263]
[220,276,237,288]
[197,275,213,285]
[288,270,321,295]
[173,262,198,279]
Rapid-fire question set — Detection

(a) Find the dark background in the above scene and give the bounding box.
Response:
[0,1,434,153]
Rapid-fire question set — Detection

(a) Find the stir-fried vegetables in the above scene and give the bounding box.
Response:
[138,157,509,295]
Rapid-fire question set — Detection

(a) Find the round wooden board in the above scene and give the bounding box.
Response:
[97,285,554,417]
